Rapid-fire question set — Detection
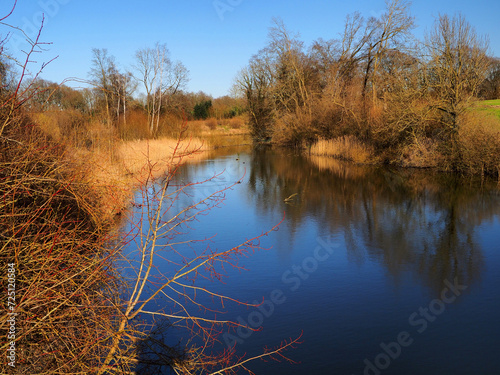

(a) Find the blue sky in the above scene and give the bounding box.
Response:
[2,0,500,98]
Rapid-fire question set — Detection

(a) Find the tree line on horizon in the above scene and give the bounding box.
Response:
[1,43,245,143]
[2,0,500,173]
[234,0,500,176]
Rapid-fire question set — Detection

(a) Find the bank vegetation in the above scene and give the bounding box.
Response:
[2,0,499,373]
[235,1,500,177]
[0,3,294,374]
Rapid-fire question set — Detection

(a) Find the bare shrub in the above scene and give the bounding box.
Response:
[155,112,183,138]
[1,117,125,374]
[31,110,88,144]
[187,119,208,136]
[229,116,245,129]
[272,109,316,146]
[205,117,218,130]
[398,137,443,168]
[119,109,150,140]
[31,111,62,141]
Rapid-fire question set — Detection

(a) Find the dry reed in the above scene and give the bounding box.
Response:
[309,136,374,164]
[117,137,208,177]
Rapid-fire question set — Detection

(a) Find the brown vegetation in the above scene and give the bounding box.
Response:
[117,136,208,178]
[309,136,374,164]
[1,4,293,374]
[1,117,127,374]
[235,2,500,177]
[0,21,125,372]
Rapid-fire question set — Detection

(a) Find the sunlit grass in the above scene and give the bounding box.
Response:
[309,136,374,164]
[70,137,208,217]
[118,137,208,177]
[476,100,500,124]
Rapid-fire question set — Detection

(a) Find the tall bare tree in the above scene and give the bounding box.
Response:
[235,53,275,140]
[372,0,415,102]
[89,48,117,125]
[109,70,135,126]
[268,18,312,114]
[133,43,188,137]
[363,0,415,104]
[426,13,490,131]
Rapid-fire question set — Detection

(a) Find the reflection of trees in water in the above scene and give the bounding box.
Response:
[246,149,500,292]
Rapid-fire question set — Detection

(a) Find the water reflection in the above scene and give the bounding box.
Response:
[245,148,500,293]
[126,145,500,374]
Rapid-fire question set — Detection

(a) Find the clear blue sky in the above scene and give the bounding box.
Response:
[2,0,500,98]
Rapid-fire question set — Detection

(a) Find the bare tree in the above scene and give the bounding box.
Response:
[89,48,117,125]
[426,13,490,131]
[268,18,311,114]
[133,43,188,137]
[360,0,415,104]
[234,51,275,140]
[109,70,136,126]
[479,57,500,99]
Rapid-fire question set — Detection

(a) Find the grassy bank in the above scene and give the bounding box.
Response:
[476,99,500,121]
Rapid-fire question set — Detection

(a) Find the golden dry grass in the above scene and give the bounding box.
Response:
[118,137,208,176]
[309,136,374,164]
[455,111,500,176]
[188,118,249,138]
[68,137,209,217]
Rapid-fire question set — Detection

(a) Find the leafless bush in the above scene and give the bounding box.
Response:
[398,137,443,168]
[205,117,218,130]
[118,109,151,140]
[229,117,245,129]
[0,114,125,373]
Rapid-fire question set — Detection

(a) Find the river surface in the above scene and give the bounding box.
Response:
[122,145,500,375]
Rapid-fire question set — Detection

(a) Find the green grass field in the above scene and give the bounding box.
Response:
[478,99,500,120]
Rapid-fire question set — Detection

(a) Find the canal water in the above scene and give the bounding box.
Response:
[123,145,500,374]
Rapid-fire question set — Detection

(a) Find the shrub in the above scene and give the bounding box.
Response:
[0,116,125,374]
[398,137,443,168]
[118,109,150,140]
[229,116,245,129]
[205,117,218,130]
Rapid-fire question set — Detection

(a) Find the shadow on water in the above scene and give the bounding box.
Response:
[245,147,500,294]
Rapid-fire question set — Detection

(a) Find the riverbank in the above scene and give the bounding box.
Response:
[304,107,500,177]
[71,137,207,219]
[73,127,252,219]
[0,112,250,372]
